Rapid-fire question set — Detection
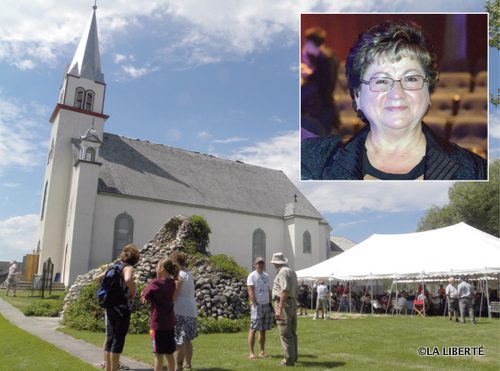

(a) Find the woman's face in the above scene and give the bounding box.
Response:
[355,56,430,133]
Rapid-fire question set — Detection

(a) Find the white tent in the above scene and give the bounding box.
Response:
[297,223,500,281]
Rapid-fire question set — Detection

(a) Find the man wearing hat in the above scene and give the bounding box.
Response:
[247,256,273,359]
[457,276,476,324]
[271,252,299,367]
[445,277,459,322]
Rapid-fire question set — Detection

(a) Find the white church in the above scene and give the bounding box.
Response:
[36,5,331,286]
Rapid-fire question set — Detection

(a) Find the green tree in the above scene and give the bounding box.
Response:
[417,160,499,236]
[486,0,500,106]
[486,0,499,49]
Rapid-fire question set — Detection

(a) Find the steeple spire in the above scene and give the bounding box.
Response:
[67,4,104,83]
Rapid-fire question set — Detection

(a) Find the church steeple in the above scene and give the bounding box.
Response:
[67,4,104,83]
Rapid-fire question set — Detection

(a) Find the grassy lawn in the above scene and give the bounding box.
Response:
[2,289,64,313]
[0,313,95,370]
[59,314,500,370]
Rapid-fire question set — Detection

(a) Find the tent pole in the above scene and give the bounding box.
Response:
[349,281,352,314]
[360,284,369,314]
[485,272,491,319]
[327,279,331,319]
[443,276,448,318]
[370,277,374,315]
[385,280,394,315]
[394,279,398,315]
[478,276,484,320]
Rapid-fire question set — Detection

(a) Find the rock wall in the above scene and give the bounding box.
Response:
[64,215,249,319]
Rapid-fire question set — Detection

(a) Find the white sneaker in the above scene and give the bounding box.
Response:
[313,315,317,320]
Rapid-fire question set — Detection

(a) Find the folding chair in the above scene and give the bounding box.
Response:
[413,300,425,317]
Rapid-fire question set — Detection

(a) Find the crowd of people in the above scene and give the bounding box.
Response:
[294,278,496,320]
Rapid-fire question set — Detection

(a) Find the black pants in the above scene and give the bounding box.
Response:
[105,306,131,353]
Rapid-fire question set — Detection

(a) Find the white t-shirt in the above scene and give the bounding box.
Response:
[397,296,407,309]
[445,284,458,299]
[316,284,329,299]
[174,270,198,318]
[247,270,270,304]
[8,264,17,276]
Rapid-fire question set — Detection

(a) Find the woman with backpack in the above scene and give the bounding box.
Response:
[100,244,140,371]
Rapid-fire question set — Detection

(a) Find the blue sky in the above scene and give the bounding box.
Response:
[0,0,498,261]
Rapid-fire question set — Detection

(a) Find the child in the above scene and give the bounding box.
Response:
[141,258,179,371]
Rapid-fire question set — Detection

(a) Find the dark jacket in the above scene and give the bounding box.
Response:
[301,124,487,180]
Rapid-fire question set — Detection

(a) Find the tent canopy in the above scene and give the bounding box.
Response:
[297,223,500,281]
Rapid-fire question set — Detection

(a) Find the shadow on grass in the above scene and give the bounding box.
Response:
[299,361,345,368]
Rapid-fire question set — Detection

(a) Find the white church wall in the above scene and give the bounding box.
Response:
[292,217,327,271]
[37,109,106,278]
[63,161,101,285]
[88,193,325,283]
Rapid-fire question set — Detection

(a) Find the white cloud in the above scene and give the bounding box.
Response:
[230,131,452,214]
[119,63,159,80]
[490,109,500,140]
[14,59,35,70]
[0,94,48,172]
[1,183,21,188]
[0,0,487,70]
[0,214,38,260]
[114,53,127,63]
[270,115,288,124]
[214,137,248,144]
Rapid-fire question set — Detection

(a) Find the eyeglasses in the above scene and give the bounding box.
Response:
[360,75,428,92]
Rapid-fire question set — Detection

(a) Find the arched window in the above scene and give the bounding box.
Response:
[85,147,96,162]
[303,231,311,254]
[40,182,48,220]
[113,213,134,260]
[74,87,85,109]
[84,90,94,111]
[252,228,266,268]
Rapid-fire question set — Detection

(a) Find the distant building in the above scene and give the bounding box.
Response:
[327,236,356,259]
[35,5,331,286]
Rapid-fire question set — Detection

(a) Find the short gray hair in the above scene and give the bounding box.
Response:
[346,20,439,121]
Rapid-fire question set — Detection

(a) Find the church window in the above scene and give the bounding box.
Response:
[47,140,54,165]
[75,88,85,109]
[40,182,48,220]
[252,228,266,268]
[84,90,95,111]
[86,147,96,161]
[303,231,311,254]
[113,213,134,260]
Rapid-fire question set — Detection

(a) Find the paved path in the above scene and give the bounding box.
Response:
[0,297,152,370]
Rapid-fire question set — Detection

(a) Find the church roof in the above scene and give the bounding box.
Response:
[67,5,104,83]
[96,133,324,220]
[330,236,357,252]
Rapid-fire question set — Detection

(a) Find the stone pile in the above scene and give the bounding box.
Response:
[65,215,249,319]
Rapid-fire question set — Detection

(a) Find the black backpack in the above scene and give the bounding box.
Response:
[97,263,128,308]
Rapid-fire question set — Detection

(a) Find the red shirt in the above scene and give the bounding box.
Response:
[142,277,176,331]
